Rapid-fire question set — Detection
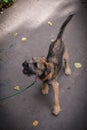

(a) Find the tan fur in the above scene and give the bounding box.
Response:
[42,83,49,95]
[51,80,60,115]
[63,47,71,75]
[41,63,54,81]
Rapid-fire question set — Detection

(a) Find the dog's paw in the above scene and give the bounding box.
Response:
[65,67,71,75]
[41,87,49,95]
[52,105,61,116]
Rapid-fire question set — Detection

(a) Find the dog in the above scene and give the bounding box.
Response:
[22,14,74,116]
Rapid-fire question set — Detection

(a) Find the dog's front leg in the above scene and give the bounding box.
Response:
[51,80,61,116]
[41,82,49,95]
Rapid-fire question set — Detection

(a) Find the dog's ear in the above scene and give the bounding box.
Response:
[41,56,46,61]
[32,56,46,63]
[40,57,46,63]
[44,63,53,75]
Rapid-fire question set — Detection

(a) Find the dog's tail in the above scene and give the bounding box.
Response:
[55,14,74,41]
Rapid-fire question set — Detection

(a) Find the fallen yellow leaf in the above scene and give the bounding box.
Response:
[74,62,82,68]
[21,37,27,41]
[51,39,55,42]
[48,21,53,26]
[14,86,20,91]
[14,33,18,36]
[33,120,39,127]
[0,12,3,14]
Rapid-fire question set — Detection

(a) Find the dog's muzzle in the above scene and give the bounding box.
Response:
[22,61,35,76]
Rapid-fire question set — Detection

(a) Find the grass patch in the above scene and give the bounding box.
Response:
[0,0,16,12]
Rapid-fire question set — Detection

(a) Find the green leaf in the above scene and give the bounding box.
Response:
[3,0,8,3]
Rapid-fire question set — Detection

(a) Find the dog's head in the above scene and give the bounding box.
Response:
[22,57,49,77]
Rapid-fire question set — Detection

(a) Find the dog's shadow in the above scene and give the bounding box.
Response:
[33,82,54,109]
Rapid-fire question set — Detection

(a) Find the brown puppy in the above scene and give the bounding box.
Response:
[22,14,74,115]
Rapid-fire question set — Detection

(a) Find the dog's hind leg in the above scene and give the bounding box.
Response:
[63,47,71,75]
[41,83,49,95]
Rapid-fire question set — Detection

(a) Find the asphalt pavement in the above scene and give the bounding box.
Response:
[0,0,87,130]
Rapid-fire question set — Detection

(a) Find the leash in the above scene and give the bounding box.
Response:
[0,79,37,101]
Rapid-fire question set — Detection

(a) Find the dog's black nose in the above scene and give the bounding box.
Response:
[28,63,33,68]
